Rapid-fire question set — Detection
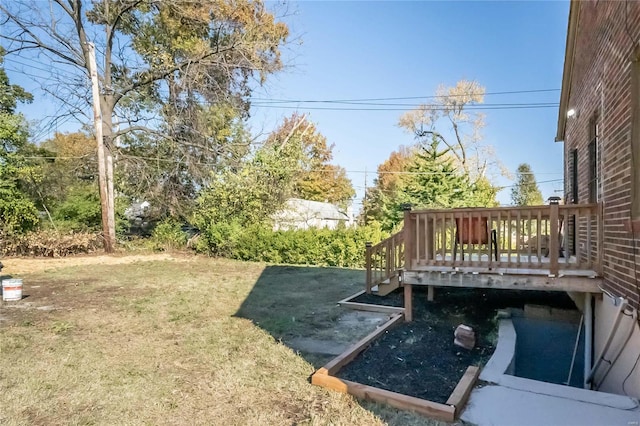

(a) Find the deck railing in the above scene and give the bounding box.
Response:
[402,203,603,276]
[365,231,404,293]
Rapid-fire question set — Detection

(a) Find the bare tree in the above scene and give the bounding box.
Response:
[398,80,508,183]
[0,0,289,251]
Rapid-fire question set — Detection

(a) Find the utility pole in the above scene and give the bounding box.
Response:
[88,42,115,252]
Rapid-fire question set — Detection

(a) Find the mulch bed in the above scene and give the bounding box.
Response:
[337,287,577,404]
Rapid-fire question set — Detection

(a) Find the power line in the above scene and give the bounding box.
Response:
[249,104,559,112]
[253,100,559,108]
[354,178,563,194]
[5,57,81,79]
[18,153,563,184]
[249,88,560,103]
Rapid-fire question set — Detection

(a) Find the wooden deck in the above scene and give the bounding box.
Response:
[402,271,602,293]
[365,203,604,313]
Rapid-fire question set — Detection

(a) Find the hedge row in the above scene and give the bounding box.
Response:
[0,223,388,268]
[193,223,387,268]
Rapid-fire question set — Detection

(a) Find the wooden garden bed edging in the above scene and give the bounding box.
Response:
[316,313,404,376]
[446,365,480,418]
[312,374,456,421]
[336,290,405,315]
[311,313,480,422]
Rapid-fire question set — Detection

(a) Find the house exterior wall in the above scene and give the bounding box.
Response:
[593,294,640,399]
[562,1,640,309]
[271,199,353,231]
[560,0,640,398]
[273,217,344,231]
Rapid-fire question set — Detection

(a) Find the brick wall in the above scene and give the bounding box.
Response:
[563,1,640,309]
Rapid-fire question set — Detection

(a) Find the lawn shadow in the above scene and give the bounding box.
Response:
[233,265,391,369]
[233,265,463,426]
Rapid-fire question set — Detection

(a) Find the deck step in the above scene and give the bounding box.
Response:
[373,274,400,296]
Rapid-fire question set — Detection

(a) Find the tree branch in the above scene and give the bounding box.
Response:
[448,117,467,171]
[111,125,168,141]
[115,45,237,105]
[0,4,83,67]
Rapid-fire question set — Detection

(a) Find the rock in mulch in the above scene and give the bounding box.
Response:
[454,324,476,350]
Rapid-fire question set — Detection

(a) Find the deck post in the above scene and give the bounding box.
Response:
[404,283,413,322]
[403,205,414,271]
[365,242,373,294]
[427,285,435,302]
[548,197,560,276]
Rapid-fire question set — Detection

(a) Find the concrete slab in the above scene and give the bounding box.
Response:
[462,385,640,426]
[481,319,638,410]
[288,311,390,356]
[287,337,349,356]
[468,317,640,425]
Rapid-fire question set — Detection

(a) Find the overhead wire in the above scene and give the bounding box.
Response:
[249,88,561,103]
[16,152,564,179]
[249,104,559,112]
[5,57,80,79]
[251,101,559,108]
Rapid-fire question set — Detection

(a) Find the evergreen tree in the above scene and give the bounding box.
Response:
[379,138,473,230]
[403,139,470,209]
[511,163,544,206]
[362,138,498,231]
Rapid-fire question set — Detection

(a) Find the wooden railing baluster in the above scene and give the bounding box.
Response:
[364,204,603,291]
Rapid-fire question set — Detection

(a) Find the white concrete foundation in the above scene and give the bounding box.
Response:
[463,318,640,425]
[592,294,640,398]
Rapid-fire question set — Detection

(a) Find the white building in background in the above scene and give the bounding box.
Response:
[273,198,354,231]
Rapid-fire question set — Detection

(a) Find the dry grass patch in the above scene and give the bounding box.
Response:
[0,255,446,425]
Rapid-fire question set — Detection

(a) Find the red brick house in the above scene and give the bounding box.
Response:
[556,0,640,398]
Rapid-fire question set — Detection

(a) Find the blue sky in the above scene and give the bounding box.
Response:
[6,0,570,210]
[250,0,570,208]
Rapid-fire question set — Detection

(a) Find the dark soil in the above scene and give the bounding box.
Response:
[337,287,578,404]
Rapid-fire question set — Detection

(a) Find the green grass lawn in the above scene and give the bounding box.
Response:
[0,255,446,425]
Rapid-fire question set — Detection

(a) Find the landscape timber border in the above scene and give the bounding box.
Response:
[311,310,480,422]
[336,290,405,315]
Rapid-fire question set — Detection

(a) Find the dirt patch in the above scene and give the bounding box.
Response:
[337,287,578,404]
[288,338,348,356]
[1,253,195,275]
[0,277,154,327]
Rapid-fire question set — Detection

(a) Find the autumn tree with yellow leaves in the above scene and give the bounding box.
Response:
[0,0,289,250]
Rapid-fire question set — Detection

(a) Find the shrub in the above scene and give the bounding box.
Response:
[50,185,129,235]
[192,221,244,256]
[149,220,188,251]
[0,189,39,234]
[195,223,387,268]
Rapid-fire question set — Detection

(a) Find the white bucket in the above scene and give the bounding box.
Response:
[2,279,23,301]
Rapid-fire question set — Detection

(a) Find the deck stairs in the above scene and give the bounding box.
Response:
[371,272,401,296]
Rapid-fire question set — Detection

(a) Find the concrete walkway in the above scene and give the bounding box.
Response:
[462,385,640,426]
[462,319,640,426]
